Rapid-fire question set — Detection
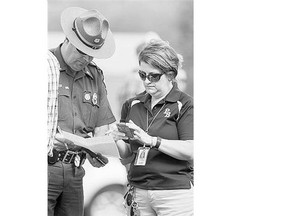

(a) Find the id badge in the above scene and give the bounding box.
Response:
[134,147,150,166]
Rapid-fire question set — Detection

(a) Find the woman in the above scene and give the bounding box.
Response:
[113,39,193,216]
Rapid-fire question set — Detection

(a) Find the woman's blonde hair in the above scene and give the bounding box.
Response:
[138,39,183,80]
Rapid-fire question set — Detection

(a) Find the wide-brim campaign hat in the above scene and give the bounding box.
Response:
[61,7,115,59]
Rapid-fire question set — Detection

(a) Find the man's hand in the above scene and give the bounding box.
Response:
[53,132,77,151]
[86,153,106,168]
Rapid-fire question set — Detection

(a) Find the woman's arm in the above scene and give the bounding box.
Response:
[127,120,193,161]
[156,139,193,161]
[108,123,133,159]
[115,139,132,159]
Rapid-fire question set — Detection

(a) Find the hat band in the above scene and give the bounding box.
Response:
[72,21,104,50]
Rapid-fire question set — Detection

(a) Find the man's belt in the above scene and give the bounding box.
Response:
[48,149,86,165]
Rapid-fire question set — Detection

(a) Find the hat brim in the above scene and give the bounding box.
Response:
[61,7,115,59]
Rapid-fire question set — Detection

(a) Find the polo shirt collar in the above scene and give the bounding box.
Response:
[137,91,150,103]
[51,44,94,80]
[165,82,182,102]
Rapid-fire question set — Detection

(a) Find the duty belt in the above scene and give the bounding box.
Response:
[48,149,85,165]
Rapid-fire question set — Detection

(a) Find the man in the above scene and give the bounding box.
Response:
[47,50,60,157]
[48,7,116,216]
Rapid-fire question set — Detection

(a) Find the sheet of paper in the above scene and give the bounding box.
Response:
[61,131,120,158]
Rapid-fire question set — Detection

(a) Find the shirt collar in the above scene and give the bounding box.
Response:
[165,82,182,102]
[83,66,94,79]
[137,91,150,103]
[50,44,94,80]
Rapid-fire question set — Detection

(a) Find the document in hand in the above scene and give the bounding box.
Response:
[61,131,120,158]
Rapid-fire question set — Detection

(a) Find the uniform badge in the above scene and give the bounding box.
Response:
[84,93,91,101]
[92,93,98,105]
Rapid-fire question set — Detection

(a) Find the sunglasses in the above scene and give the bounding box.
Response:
[138,70,164,82]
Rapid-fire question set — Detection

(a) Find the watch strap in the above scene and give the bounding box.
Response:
[155,137,161,149]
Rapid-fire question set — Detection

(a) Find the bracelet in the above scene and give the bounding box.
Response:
[155,137,161,149]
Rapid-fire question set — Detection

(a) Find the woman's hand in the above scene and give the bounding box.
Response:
[108,128,129,142]
[126,120,154,147]
[106,122,134,142]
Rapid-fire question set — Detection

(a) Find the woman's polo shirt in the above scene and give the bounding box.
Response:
[50,45,115,138]
[121,84,193,190]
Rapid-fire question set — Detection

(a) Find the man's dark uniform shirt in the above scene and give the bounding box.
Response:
[50,44,115,138]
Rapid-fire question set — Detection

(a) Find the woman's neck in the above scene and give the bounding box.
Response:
[151,83,173,109]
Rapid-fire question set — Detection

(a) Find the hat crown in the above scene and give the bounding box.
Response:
[61,7,115,58]
[73,10,109,50]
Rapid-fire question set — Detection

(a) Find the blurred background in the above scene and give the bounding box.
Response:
[48,0,193,121]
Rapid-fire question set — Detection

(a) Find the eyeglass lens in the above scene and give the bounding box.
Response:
[138,70,163,82]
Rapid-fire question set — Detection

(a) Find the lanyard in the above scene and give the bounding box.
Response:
[145,103,166,132]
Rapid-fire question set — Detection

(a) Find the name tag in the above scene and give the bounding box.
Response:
[134,147,150,166]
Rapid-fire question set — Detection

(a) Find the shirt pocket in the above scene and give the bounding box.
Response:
[82,90,100,130]
[58,88,70,121]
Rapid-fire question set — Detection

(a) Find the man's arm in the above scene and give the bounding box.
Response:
[86,124,111,167]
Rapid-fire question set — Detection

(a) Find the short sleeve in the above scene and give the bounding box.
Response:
[120,99,131,123]
[95,75,116,127]
[177,99,193,140]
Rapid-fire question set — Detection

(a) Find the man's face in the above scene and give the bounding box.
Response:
[62,41,94,71]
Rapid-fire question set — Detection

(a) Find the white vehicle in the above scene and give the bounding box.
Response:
[83,157,128,216]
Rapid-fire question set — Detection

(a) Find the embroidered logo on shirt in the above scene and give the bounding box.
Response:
[163,108,171,117]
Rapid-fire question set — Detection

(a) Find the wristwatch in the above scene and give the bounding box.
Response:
[155,137,162,149]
